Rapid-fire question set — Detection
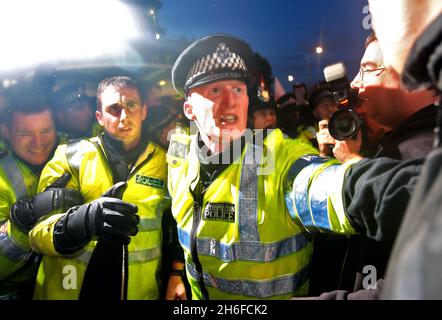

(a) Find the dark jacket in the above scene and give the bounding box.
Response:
[382,12,442,299]
[308,106,436,295]
[374,105,437,159]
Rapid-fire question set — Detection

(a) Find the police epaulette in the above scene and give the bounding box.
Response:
[167,134,191,159]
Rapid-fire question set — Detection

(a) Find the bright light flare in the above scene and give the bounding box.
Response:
[0,0,142,71]
[316,46,324,54]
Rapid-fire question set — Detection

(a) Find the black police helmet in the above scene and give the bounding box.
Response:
[172,34,256,96]
[53,83,90,110]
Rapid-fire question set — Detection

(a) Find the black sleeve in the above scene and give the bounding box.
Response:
[161,208,184,263]
[344,157,424,244]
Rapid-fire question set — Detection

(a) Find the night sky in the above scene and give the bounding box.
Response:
[159,0,370,91]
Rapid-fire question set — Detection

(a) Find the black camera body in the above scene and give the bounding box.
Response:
[323,62,362,140]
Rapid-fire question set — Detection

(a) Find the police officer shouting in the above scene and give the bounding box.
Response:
[167,34,368,300]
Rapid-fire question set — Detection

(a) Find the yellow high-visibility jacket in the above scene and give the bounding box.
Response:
[57,122,103,145]
[167,129,358,300]
[0,153,39,297]
[30,136,168,300]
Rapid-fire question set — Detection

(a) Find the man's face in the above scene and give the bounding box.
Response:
[96,86,146,150]
[253,109,276,129]
[185,80,249,148]
[313,97,338,121]
[368,0,438,74]
[61,100,94,135]
[3,109,56,165]
[350,41,400,143]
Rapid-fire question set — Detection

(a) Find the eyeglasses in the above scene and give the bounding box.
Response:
[357,66,385,83]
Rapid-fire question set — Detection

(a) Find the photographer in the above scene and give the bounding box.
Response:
[309,88,339,157]
[309,32,438,297]
[367,0,442,299]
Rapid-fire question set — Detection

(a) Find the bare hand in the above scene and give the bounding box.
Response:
[165,275,187,300]
[316,120,335,157]
[164,261,187,300]
[332,130,363,163]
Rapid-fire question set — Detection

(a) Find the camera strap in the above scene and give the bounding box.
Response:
[435,98,442,148]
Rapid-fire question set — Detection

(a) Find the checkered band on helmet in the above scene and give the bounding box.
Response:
[54,83,89,108]
[63,91,86,105]
[185,42,248,89]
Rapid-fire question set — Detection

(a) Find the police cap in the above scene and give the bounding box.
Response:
[253,92,276,113]
[276,93,298,111]
[172,34,255,96]
[53,83,91,110]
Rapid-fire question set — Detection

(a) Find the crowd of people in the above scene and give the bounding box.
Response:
[0,0,441,300]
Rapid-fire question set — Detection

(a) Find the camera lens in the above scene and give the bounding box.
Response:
[328,109,362,140]
[334,113,356,135]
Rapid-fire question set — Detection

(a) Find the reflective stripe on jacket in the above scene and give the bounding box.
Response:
[30,136,168,300]
[167,129,357,300]
[0,154,39,294]
[168,129,313,299]
[285,154,359,234]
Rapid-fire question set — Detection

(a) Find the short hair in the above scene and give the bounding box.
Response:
[3,85,52,126]
[96,76,140,111]
[365,31,378,48]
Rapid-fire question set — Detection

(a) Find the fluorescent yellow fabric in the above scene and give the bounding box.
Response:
[168,129,314,299]
[0,154,39,295]
[168,129,361,299]
[30,136,168,300]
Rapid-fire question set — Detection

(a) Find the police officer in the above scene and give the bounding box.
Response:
[0,87,82,299]
[252,97,277,130]
[52,83,101,142]
[147,95,187,150]
[167,34,364,300]
[276,93,317,147]
[29,76,184,300]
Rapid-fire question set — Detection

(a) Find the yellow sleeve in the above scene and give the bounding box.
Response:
[29,213,65,256]
[37,144,79,192]
[0,168,14,223]
[0,169,33,280]
[31,144,80,255]
[285,155,361,235]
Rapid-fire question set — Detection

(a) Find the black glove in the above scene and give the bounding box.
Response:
[10,173,83,232]
[54,182,139,253]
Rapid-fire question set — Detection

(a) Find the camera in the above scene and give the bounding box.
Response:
[323,62,362,140]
